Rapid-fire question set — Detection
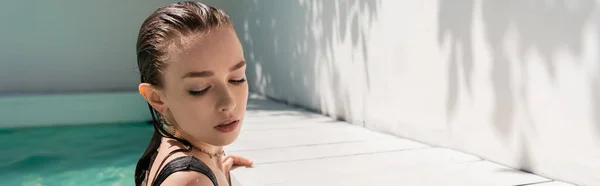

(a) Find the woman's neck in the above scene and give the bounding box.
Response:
[188,140,226,168]
[190,140,224,156]
[161,137,224,158]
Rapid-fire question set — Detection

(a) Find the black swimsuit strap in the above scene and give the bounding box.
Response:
[152,156,218,186]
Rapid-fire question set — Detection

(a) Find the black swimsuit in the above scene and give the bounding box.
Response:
[152,156,219,186]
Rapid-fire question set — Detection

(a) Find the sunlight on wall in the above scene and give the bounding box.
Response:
[221,0,600,185]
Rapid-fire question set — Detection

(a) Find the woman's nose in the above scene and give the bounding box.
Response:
[216,85,236,112]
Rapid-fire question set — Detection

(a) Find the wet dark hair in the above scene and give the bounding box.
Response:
[134,1,232,185]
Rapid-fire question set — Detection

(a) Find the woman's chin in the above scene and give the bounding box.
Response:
[208,130,242,146]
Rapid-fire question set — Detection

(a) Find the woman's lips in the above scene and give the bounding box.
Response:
[214,120,239,133]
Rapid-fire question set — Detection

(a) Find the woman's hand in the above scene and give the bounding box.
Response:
[221,154,253,182]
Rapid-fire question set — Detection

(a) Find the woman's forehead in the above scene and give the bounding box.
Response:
[167,28,243,73]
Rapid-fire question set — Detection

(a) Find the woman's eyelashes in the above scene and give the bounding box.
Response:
[229,77,246,84]
[189,87,210,96]
[188,78,246,96]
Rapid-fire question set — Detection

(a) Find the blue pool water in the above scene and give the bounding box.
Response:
[0,122,153,186]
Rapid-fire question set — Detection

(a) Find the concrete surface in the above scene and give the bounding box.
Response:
[228,95,576,186]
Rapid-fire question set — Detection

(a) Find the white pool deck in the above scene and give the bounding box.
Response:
[228,94,576,186]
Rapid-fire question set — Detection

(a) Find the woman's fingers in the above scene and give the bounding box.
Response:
[223,156,234,170]
[221,155,252,183]
[222,157,234,180]
[228,155,254,167]
[222,154,253,167]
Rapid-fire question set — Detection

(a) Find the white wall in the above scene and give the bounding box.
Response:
[2,0,598,184]
[0,0,219,94]
[221,0,600,185]
[0,0,222,127]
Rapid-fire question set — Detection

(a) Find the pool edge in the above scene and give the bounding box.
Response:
[0,92,151,129]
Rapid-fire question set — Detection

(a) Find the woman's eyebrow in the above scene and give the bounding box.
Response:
[182,61,246,79]
[182,71,213,79]
[230,61,246,72]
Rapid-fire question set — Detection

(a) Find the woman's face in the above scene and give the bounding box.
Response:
[160,27,247,146]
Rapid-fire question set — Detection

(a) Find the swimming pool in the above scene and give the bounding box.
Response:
[0,122,153,186]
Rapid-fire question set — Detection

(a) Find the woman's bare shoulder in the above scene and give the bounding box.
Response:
[159,171,215,186]
[149,139,198,185]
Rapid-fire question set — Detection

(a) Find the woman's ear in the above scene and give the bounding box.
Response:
[139,83,168,114]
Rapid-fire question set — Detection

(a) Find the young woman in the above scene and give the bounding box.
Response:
[134,2,253,186]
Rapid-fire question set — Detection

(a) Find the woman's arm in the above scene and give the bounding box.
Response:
[160,171,215,186]
[221,154,254,185]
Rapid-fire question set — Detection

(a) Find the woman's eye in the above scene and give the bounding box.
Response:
[229,78,246,84]
[189,87,210,96]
